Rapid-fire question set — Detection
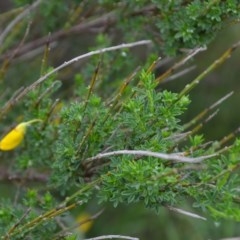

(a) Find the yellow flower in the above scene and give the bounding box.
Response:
[76,212,93,234]
[0,119,42,151]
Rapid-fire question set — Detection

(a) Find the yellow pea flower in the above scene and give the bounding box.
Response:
[76,212,93,234]
[0,119,42,151]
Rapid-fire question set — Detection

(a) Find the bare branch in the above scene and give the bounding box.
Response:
[85,235,139,240]
[84,149,218,164]
[163,65,196,83]
[0,167,49,183]
[0,39,151,117]
[183,91,234,130]
[15,40,152,101]
[179,40,240,99]
[165,205,207,221]
[156,46,207,83]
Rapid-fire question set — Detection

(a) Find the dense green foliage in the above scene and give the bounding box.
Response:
[0,0,240,239]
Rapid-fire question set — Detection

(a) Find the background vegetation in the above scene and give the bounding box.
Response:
[0,1,240,239]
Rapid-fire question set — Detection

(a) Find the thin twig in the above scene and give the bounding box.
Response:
[84,149,218,164]
[155,46,206,84]
[164,132,191,143]
[205,109,219,123]
[5,201,82,239]
[0,0,42,45]
[0,167,49,183]
[163,65,196,83]
[40,33,52,76]
[165,205,207,221]
[106,66,140,108]
[40,98,60,131]
[179,41,240,98]
[16,40,152,101]
[213,126,240,150]
[0,20,32,80]
[0,40,151,118]
[146,56,162,74]
[4,208,31,239]
[183,91,233,130]
[0,86,24,117]
[74,60,101,140]
[35,80,60,106]
[85,235,139,240]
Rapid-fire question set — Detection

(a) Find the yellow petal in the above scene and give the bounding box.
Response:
[76,212,93,234]
[0,119,42,151]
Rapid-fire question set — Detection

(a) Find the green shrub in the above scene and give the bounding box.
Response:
[0,1,240,239]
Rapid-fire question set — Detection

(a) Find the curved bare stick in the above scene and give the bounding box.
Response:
[0,39,152,117]
[15,40,152,101]
[84,149,218,164]
[165,205,206,221]
[85,235,139,240]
